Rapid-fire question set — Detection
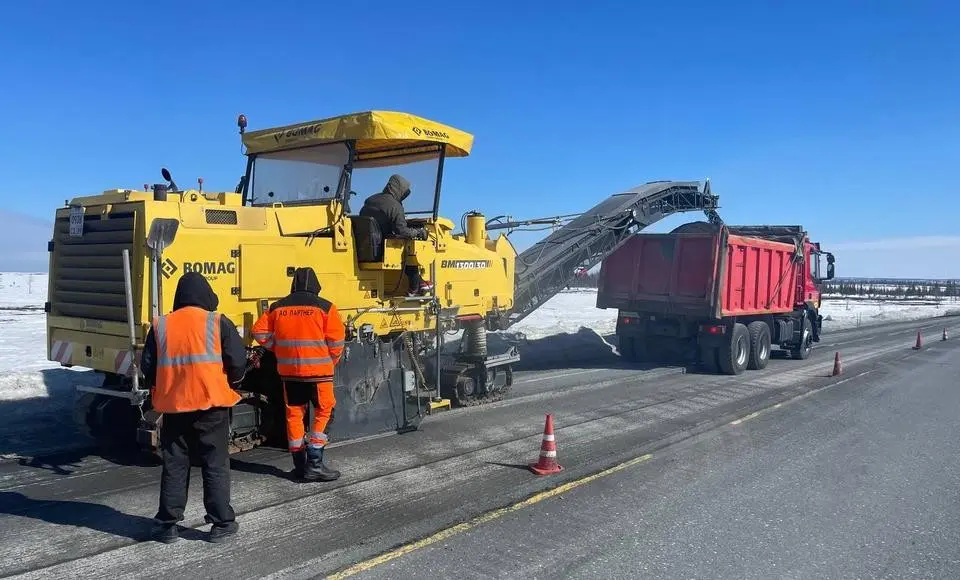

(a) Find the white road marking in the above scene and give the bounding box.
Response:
[517,368,603,384]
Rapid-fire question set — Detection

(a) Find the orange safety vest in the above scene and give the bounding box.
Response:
[252,301,345,381]
[151,306,241,413]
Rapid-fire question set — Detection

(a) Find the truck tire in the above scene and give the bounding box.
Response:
[747,321,771,370]
[718,323,749,375]
[790,316,814,360]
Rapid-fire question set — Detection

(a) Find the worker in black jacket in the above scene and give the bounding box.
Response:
[359,174,433,295]
[140,272,248,544]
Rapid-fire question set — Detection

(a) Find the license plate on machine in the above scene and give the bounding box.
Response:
[69,205,85,237]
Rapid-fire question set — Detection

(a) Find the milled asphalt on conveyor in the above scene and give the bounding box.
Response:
[355,326,960,579]
[0,317,956,578]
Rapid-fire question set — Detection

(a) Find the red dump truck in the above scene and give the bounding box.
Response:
[597,223,835,374]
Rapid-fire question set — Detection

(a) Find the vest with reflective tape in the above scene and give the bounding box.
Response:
[252,303,344,381]
[151,306,241,413]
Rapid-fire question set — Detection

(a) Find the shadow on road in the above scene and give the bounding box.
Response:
[230,458,293,480]
[16,446,160,477]
[0,491,205,542]
[485,461,534,472]
[0,368,103,460]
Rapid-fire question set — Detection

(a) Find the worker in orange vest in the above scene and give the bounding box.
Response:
[140,272,247,544]
[252,267,345,482]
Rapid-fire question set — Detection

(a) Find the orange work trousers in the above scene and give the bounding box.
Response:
[281,380,336,452]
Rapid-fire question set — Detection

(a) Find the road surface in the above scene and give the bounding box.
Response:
[0,317,957,579]
[352,325,960,579]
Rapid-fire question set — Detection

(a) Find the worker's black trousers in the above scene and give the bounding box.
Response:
[155,407,236,527]
[404,265,423,289]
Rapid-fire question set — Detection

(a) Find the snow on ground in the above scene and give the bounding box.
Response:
[820,296,960,330]
[508,288,960,339]
[0,273,103,457]
[0,272,958,457]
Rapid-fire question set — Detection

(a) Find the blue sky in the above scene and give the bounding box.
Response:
[1,1,958,277]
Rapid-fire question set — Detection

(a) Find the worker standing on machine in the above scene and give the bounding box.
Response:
[251,267,345,482]
[359,174,433,295]
[139,272,247,544]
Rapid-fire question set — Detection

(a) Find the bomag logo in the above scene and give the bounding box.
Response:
[161,258,237,280]
[441,260,491,270]
[183,261,237,276]
[411,126,450,139]
[161,258,178,279]
[273,123,323,143]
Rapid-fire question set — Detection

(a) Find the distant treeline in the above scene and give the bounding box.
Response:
[823,279,960,298]
[565,273,960,298]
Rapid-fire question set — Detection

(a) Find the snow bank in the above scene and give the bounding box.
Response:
[821,297,960,330]
[507,288,617,340]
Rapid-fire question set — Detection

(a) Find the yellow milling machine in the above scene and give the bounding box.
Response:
[47,111,520,453]
[46,109,724,454]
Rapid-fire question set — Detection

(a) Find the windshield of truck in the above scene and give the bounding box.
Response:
[250,144,440,215]
[811,252,822,281]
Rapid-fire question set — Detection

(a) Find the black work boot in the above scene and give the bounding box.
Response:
[208,520,239,543]
[152,523,180,544]
[290,449,307,480]
[303,447,340,482]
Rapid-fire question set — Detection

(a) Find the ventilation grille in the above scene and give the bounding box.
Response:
[205,209,238,225]
[51,211,135,322]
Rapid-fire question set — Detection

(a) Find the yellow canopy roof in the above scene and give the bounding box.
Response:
[241,110,474,160]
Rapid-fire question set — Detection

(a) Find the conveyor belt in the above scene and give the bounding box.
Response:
[504,180,721,328]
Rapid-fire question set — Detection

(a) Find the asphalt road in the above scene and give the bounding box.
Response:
[353,327,960,579]
[0,317,957,579]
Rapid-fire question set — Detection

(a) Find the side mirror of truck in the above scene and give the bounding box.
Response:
[826,255,835,280]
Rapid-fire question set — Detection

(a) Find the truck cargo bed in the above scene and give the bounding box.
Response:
[597,228,801,319]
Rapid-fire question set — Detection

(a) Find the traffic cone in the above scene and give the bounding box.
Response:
[913,331,923,350]
[831,351,842,377]
[943,328,949,341]
[529,414,563,476]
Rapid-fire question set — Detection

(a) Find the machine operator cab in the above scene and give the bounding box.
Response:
[234,111,473,289]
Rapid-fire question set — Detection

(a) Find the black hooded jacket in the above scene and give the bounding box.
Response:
[140,272,247,387]
[268,267,333,312]
[358,174,422,239]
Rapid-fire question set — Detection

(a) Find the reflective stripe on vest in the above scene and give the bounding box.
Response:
[156,312,220,367]
[151,307,240,413]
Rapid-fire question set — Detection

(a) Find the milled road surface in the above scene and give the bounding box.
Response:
[356,327,960,579]
[0,317,957,579]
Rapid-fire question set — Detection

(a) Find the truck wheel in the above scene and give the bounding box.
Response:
[790,316,814,360]
[747,321,771,370]
[718,323,749,375]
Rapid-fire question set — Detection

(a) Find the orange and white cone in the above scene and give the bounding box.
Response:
[529,414,563,476]
[913,331,923,350]
[943,328,949,341]
[831,351,842,377]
